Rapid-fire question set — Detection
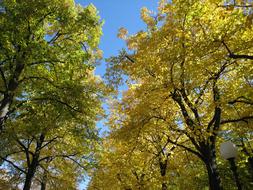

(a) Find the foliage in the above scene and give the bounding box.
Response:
[92,0,253,189]
[0,0,106,189]
[0,0,102,130]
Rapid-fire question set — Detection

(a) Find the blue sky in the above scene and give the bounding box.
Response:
[76,0,159,75]
[74,1,159,189]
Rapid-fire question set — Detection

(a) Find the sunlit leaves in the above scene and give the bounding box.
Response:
[0,0,106,188]
[100,0,253,189]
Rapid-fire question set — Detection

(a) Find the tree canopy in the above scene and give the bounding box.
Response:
[90,0,253,189]
[0,0,106,189]
[1,0,253,190]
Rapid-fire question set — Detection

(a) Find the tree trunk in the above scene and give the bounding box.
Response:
[41,180,47,190]
[23,134,44,190]
[40,170,47,190]
[162,183,167,190]
[205,160,223,190]
[23,160,38,190]
[201,142,222,190]
[0,54,25,130]
[159,160,168,190]
[248,157,253,182]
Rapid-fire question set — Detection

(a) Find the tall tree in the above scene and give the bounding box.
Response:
[1,92,102,190]
[106,0,253,189]
[0,0,102,130]
[0,0,106,189]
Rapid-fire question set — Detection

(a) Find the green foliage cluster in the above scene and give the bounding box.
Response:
[0,0,106,189]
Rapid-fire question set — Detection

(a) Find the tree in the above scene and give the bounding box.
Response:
[0,0,106,189]
[1,97,102,190]
[88,87,209,190]
[88,137,158,190]
[0,0,102,131]
[106,0,253,189]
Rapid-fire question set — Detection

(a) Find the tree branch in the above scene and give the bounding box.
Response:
[29,59,65,66]
[228,96,253,105]
[221,116,253,125]
[0,66,7,90]
[222,41,253,60]
[39,136,62,150]
[0,156,26,174]
[31,97,82,113]
[171,89,195,129]
[165,136,203,159]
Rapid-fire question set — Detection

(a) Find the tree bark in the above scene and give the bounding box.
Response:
[23,134,45,190]
[0,53,25,130]
[205,161,223,190]
[40,163,49,190]
[248,157,253,182]
[41,182,47,190]
[202,144,223,190]
[159,160,168,190]
[23,155,39,190]
[162,183,167,190]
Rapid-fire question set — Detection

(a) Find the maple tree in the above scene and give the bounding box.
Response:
[102,0,253,189]
[1,0,253,189]
[0,0,102,130]
[88,124,210,190]
[0,0,105,189]
[1,85,102,189]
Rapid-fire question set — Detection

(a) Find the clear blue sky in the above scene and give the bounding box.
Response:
[74,1,159,189]
[76,0,159,75]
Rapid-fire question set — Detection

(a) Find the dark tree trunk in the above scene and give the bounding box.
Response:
[23,134,45,190]
[0,54,25,130]
[201,142,223,190]
[41,182,46,190]
[159,160,168,190]
[248,157,253,182]
[162,183,167,190]
[40,179,47,190]
[23,157,39,190]
[0,94,13,128]
[205,160,223,190]
[228,158,242,190]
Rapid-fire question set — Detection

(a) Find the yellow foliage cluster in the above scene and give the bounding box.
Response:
[89,0,253,189]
